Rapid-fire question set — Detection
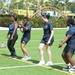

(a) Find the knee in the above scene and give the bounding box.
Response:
[38,46,42,51]
[62,53,66,58]
[67,57,71,60]
[20,44,25,50]
[46,47,50,52]
[20,45,23,50]
[38,46,41,51]
[67,54,72,60]
[38,44,44,52]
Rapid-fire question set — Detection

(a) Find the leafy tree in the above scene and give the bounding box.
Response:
[0,0,6,9]
[67,2,75,13]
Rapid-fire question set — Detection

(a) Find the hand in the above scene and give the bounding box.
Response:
[46,40,50,45]
[58,43,63,48]
[18,25,21,28]
[20,22,24,27]
[6,36,8,39]
[10,36,13,40]
[20,24,24,27]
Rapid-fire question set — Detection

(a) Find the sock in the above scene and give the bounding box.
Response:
[13,52,16,55]
[73,66,75,68]
[67,63,71,66]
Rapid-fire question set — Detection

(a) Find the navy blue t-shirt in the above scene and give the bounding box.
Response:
[43,21,54,38]
[23,23,31,37]
[66,26,75,49]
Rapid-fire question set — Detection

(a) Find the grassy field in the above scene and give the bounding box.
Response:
[0,29,75,75]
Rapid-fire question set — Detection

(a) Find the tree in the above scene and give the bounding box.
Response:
[67,2,75,13]
[0,0,6,9]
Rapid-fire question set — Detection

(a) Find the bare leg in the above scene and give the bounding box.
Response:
[46,45,52,62]
[67,53,75,66]
[20,43,29,56]
[38,43,45,61]
[62,52,69,64]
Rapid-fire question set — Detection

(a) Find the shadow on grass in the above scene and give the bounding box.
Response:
[1,54,39,64]
[28,59,39,64]
[1,54,64,71]
[1,54,23,59]
[51,65,64,70]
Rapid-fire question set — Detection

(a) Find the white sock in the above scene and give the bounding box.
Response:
[73,66,75,68]
[67,63,71,66]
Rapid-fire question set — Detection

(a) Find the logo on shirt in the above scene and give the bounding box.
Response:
[45,25,48,29]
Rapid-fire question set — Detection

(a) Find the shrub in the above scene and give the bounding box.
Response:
[30,17,44,28]
[0,15,67,28]
[0,15,24,27]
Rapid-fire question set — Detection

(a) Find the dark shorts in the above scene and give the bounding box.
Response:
[40,37,54,46]
[21,36,30,45]
[63,45,75,54]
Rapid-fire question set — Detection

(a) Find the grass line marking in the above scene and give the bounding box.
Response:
[0,63,65,70]
[0,64,38,70]
[1,54,74,75]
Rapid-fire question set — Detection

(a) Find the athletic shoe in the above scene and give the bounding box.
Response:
[21,56,31,61]
[9,55,17,58]
[45,61,53,66]
[69,67,75,73]
[37,60,45,65]
[26,56,31,60]
[63,66,71,71]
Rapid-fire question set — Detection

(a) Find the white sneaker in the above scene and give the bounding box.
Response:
[45,61,53,66]
[37,60,45,65]
[69,67,75,73]
[21,56,31,61]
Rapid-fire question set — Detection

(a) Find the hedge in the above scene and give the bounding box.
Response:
[30,17,67,28]
[0,15,24,27]
[0,15,67,28]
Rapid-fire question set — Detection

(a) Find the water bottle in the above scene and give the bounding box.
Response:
[1,42,6,48]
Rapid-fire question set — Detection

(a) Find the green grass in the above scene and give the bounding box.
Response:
[0,29,74,75]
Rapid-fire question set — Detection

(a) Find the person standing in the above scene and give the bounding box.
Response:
[38,14,54,66]
[6,13,18,58]
[19,16,31,61]
[59,18,75,73]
